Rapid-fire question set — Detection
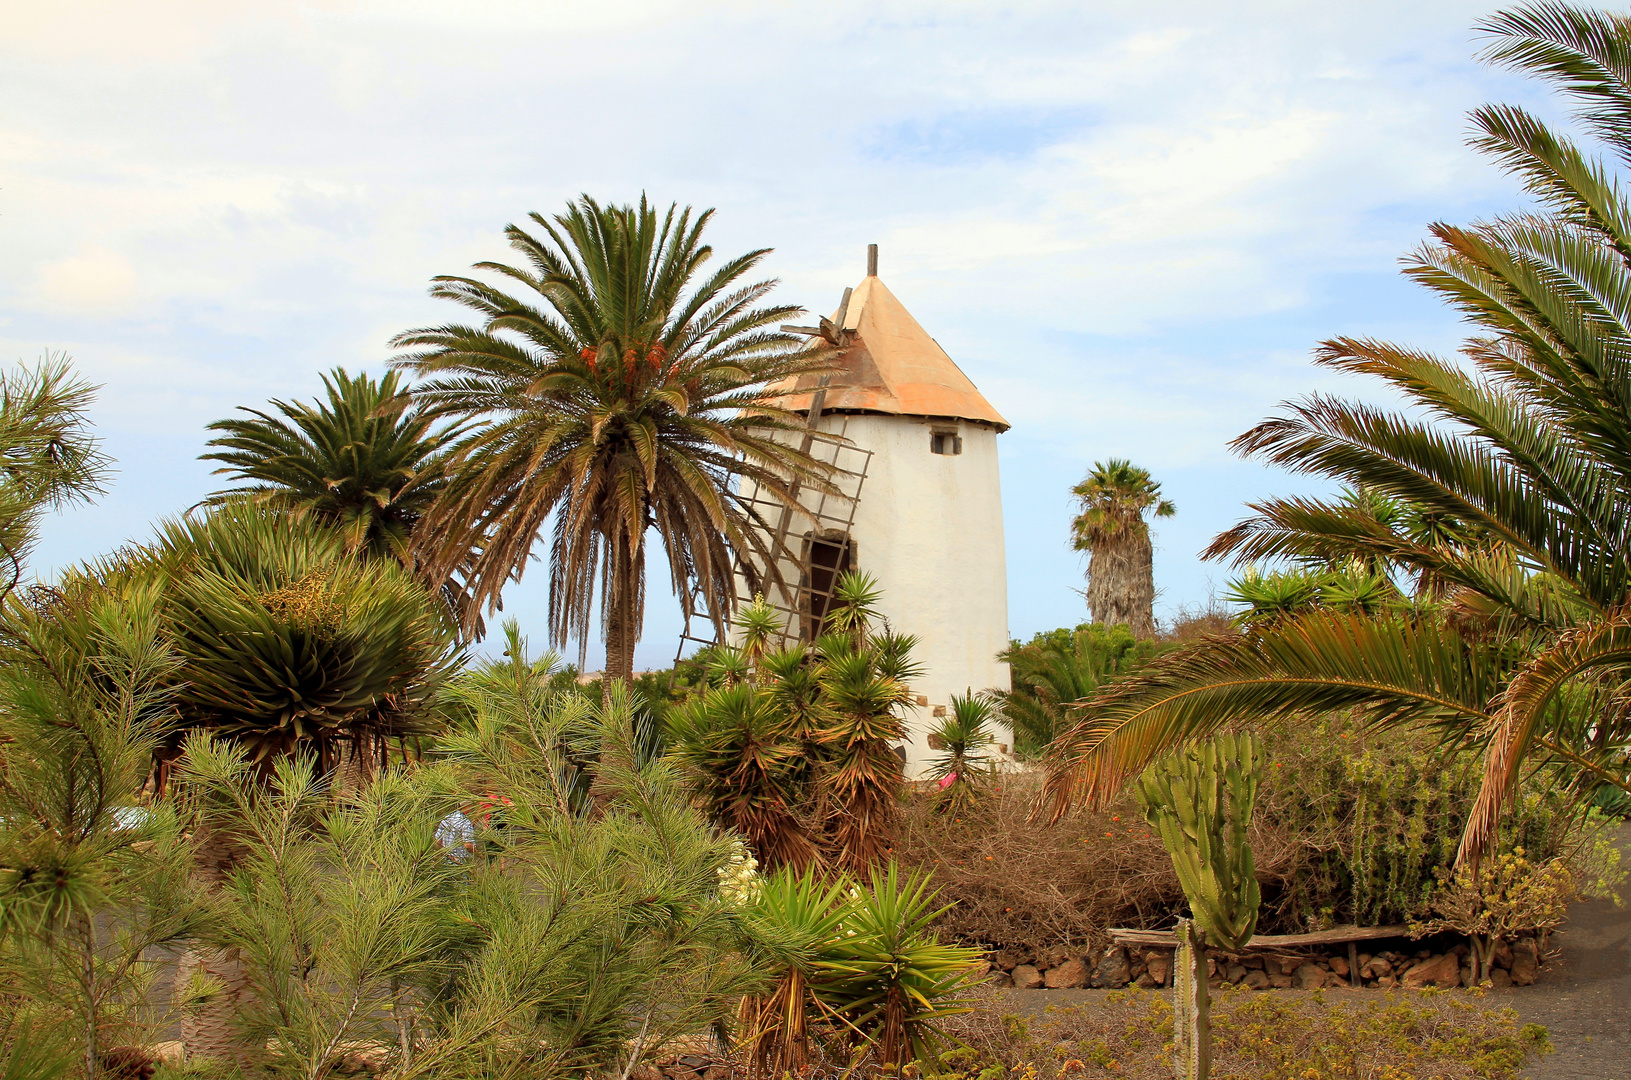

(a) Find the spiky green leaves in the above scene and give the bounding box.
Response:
[202,368,460,569]
[390,196,837,669]
[136,507,456,764]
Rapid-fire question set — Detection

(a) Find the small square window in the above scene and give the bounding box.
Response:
[930,432,962,456]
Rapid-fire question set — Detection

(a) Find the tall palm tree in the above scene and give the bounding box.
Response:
[1070,459,1175,638]
[391,196,832,683]
[1045,2,1631,863]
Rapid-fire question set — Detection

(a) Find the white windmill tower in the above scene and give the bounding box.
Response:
[724,245,1013,776]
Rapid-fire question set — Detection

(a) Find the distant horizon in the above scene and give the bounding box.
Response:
[3,0,1556,671]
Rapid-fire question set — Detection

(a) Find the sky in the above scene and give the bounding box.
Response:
[0,0,1561,670]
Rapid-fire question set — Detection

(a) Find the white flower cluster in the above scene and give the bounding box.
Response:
[718,840,762,905]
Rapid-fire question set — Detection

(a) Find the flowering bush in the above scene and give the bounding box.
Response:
[1409,848,1574,984]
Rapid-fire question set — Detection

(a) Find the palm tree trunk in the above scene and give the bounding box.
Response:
[178,823,257,1067]
[1088,532,1157,639]
[602,542,639,691]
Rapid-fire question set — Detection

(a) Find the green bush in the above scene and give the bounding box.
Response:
[1256,714,1586,930]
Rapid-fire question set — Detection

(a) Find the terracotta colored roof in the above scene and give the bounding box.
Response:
[771,275,1009,431]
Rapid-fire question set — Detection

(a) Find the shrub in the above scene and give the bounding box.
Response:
[923,986,1550,1080]
[894,714,1601,949]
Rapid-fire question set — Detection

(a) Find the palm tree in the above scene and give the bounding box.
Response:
[1070,459,1175,638]
[997,624,1159,756]
[391,196,832,683]
[1044,2,1631,863]
[200,368,472,620]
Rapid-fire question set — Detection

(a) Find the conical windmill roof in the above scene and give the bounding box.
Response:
[771,274,1009,431]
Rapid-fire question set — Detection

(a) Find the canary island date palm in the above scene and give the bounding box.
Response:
[391,195,833,681]
[1045,1,1631,863]
[1070,459,1174,639]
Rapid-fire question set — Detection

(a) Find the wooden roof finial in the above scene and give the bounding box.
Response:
[867,243,878,278]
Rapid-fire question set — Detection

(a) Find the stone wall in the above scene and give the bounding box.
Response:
[978,934,1546,990]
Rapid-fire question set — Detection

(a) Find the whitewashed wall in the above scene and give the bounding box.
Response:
[809,413,1012,776]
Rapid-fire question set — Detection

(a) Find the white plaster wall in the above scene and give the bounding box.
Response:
[812,414,1012,776]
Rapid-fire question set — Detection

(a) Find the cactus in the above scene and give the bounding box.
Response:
[1172,918,1210,1080]
[1134,733,1264,952]
[1135,733,1264,1080]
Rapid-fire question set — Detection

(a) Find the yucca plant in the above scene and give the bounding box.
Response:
[740,868,853,1079]
[132,506,457,772]
[812,864,981,1069]
[926,691,998,813]
[816,631,920,874]
[667,684,820,871]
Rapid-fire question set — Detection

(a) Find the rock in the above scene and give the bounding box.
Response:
[1452,941,1470,958]
[988,970,1013,988]
[1243,969,1271,990]
[1045,958,1089,989]
[330,1042,392,1075]
[1415,948,1432,959]
[1270,973,1294,989]
[1510,939,1540,986]
[628,1068,663,1080]
[1329,955,1350,977]
[1224,963,1248,985]
[1145,955,1171,986]
[1325,975,1350,989]
[969,959,993,978]
[1489,967,1513,988]
[1361,957,1393,980]
[1376,975,1398,989]
[1402,953,1460,988]
[1091,947,1131,988]
[991,948,1030,971]
[1293,964,1326,989]
[1357,952,1373,968]
[1493,939,1514,970]
[1135,968,1160,989]
[1038,945,1076,970]
[1011,964,1044,989]
[1268,955,1299,976]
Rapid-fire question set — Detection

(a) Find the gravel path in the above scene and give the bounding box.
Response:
[1513,827,1631,1079]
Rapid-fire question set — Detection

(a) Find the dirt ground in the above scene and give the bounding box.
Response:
[993,827,1631,1080]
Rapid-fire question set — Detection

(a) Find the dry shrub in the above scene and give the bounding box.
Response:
[893,774,1308,949]
[926,985,1549,1080]
[1157,599,1235,644]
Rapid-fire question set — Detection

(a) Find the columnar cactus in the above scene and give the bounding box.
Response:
[1172,918,1210,1080]
[1134,733,1264,952]
[1135,733,1264,1080]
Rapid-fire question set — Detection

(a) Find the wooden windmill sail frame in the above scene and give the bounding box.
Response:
[673,289,873,661]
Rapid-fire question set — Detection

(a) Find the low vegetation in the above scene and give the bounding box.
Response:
[926,987,1550,1080]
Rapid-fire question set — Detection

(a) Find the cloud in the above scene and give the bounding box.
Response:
[29,247,140,314]
[0,0,1554,663]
